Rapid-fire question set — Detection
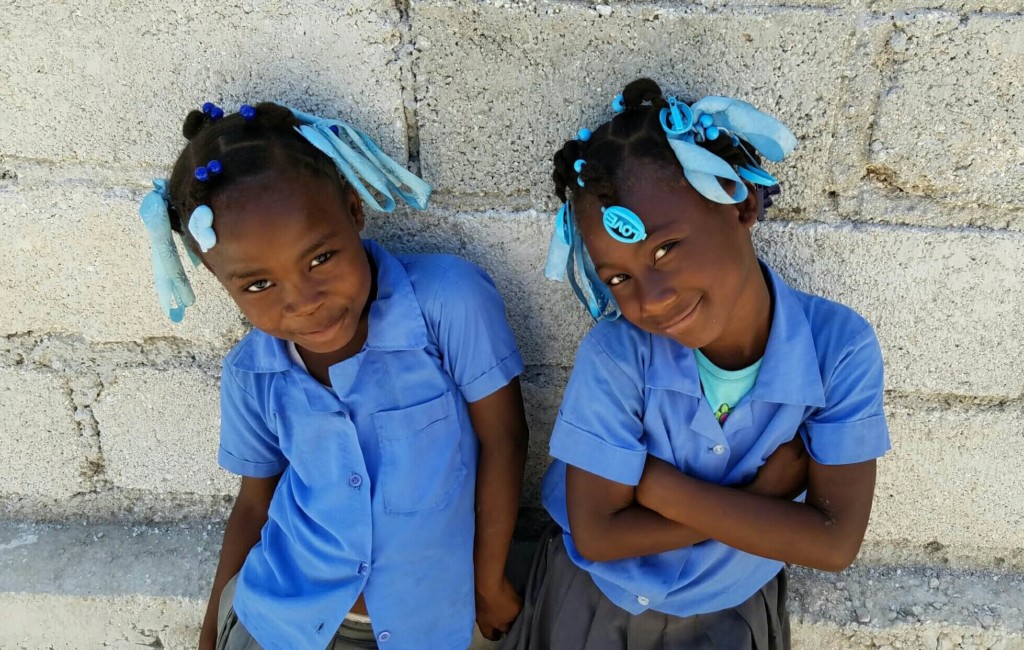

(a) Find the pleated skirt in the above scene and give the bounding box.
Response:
[500,526,790,650]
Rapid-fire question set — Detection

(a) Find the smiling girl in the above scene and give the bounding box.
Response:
[502,78,890,650]
[138,102,528,650]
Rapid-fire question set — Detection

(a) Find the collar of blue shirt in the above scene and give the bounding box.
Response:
[646,262,826,408]
[227,239,430,374]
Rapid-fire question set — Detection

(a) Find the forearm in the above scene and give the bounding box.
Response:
[199,504,268,645]
[572,502,708,563]
[640,469,862,571]
[473,436,527,591]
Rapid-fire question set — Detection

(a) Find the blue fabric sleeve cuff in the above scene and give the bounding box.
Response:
[803,414,891,465]
[218,446,289,478]
[549,417,647,486]
[460,350,525,403]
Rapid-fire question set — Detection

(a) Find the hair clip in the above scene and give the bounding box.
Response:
[574,159,586,187]
[188,205,217,253]
[239,104,256,121]
[201,102,224,121]
[602,205,647,244]
[194,159,222,182]
[659,96,694,137]
[577,128,592,142]
[611,94,625,114]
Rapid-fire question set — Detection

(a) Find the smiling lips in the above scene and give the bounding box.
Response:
[653,297,701,333]
[299,312,345,342]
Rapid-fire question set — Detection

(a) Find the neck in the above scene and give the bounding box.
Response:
[699,263,773,371]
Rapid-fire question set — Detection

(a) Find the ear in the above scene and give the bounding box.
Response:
[343,183,366,232]
[736,180,761,230]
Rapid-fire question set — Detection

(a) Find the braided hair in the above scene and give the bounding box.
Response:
[552,78,762,213]
[166,102,347,253]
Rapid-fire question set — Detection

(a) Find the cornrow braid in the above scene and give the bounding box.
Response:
[552,78,763,212]
[166,102,346,251]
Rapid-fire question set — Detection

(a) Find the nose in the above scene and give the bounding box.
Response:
[638,271,679,318]
[282,281,324,317]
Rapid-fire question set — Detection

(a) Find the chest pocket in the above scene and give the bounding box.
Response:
[373,391,466,516]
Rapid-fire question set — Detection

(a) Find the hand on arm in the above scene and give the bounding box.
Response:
[198,474,281,650]
[468,379,529,641]
[565,464,709,563]
[636,450,876,572]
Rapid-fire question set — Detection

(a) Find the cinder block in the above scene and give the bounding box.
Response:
[870,13,1024,208]
[867,402,1024,564]
[94,368,235,496]
[757,222,1024,399]
[0,0,406,169]
[0,368,84,498]
[0,184,246,345]
[413,2,859,213]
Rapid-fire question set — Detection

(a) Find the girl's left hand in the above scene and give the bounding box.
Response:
[475,576,522,640]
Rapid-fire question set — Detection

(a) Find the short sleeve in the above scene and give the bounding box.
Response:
[218,364,288,477]
[429,261,524,402]
[549,333,648,486]
[803,324,890,464]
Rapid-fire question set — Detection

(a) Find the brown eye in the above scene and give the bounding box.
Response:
[654,242,677,262]
[608,274,630,287]
[246,279,273,293]
[310,252,333,268]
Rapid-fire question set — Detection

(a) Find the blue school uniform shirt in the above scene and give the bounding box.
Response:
[218,239,524,650]
[542,263,890,617]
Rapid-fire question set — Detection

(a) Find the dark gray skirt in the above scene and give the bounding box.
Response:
[500,527,790,650]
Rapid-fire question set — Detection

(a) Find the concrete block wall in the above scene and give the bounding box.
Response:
[2,0,1022,647]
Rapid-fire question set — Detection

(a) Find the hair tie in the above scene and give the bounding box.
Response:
[239,104,256,121]
[577,128,592,142]
[188,205,217,253]
[202,102,224,121]
[611,94,625,114]
[194,159,222,182]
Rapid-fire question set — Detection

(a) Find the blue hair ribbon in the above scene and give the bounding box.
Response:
[138,179,196,323]
[289,107,431,212]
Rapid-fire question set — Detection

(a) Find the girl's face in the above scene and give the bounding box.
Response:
[575,161,763,351]
[201,171,372,355]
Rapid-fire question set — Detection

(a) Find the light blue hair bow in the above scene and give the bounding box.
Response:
[665,96,796,205]
[290,107,431,212]
[138,179,198,323]
[544,94,796,322]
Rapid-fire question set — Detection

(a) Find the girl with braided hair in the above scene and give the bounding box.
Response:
[501,79,889,649]
[137,102,528,649]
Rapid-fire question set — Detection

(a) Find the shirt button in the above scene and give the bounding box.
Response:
[357,562,369,576]
[637,596,650,606]
[712,444,726,455]
[349,473,363,488]
[377,631,391,643]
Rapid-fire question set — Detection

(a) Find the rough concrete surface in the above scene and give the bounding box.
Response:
[0,183,247,345]
[867,401,1024,570]
[0,0,408,169]
[0,368,84,499]
[870,13,1024,208]
[757,221,1024,400]
[412,2,860,214]
[92,367,235,497]
[2,522,1022,649]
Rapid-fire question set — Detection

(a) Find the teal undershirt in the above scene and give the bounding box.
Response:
[694,349,763,425]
